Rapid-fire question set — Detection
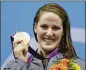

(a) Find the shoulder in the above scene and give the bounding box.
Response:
[75,58,85,64]
[5,60,16,66]
[4,59,27,70]
[6,59,27,65]
[75,58,85,70]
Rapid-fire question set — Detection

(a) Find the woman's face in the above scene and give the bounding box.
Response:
[34,12,63,51]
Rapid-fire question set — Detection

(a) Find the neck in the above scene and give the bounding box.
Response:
[38,47,47,58]
[38,44,60,58]
[38,47,56,58]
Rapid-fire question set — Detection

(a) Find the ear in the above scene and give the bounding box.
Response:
[62,32,64,36]
[34,23,37,33]
[61,28,64,36]
[61,30,64,37]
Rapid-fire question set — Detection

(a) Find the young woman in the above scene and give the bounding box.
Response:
[4,3,85,70]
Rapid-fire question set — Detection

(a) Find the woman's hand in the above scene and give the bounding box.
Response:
[13,40,28,63]
[12,32,30,63]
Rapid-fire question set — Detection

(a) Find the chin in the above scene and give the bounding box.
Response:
[42,46,56,52]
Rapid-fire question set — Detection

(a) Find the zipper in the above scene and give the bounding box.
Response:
[42,59,49,70]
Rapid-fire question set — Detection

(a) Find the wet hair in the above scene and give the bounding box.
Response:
[33,3,78,59]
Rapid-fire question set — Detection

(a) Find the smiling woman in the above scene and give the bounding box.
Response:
[34,12,63,53]
[3,3,85,70]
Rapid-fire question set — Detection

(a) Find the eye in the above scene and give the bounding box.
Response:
[40,24,48,29]
[52,26,60,30]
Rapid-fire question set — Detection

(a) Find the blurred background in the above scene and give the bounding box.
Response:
[1,1,85,70]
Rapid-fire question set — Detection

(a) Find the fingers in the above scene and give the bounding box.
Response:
[13,41,28,61]
[13,41,28,54]
[11,32,30,63]
[13,40,23,48]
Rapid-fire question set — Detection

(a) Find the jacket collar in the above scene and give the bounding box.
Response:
[46,48,60,59]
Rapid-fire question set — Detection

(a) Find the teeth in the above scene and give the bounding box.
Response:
[44,39,53,42]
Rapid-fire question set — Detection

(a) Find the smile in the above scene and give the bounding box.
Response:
[43,38,54,43]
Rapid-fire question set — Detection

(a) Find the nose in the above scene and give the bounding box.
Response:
[46,28,53,37]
